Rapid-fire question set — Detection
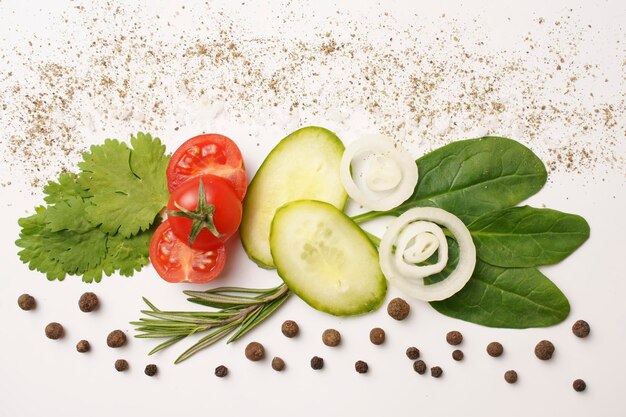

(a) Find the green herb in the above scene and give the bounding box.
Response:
[468,206,590,267]
[132,284,290,363]
[352,137,547,224]
[16,132,167,282]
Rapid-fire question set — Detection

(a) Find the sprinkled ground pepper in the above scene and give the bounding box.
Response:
[245,341,265,361]
[406,346,420,360]
[446,331,463,345]
[504,370,518,384]
[271,357,285,371]
[322,329,341,347]
[534,340,555,360]
[144,364,158,376]
[281,320,299,338]
[430,366,443,378]
[369,327,385,345]
[487,342,504,357]
[215,365,228,377]
[413,360,426,374]
[572,320,590,338]
[310,356,324,370]
[78,292,99,312]
[114,359,128,372]
[17,294,36,310]
[573,379,586,392]
[45,322,64,339]
[107,330,127,348]
[355,360,368,374]
[452,349,464,361]
[387,297,410,320]
[76,340,90,353]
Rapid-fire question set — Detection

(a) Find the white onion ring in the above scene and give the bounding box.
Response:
[379,207,476,301]
[340,135,418,211]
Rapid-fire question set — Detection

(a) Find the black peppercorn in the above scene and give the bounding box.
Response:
[310,356,324,370]
[452,349,464,361]
[387,297,410,320]
[322,329,341,347]
[534,340,555,360]
[406,346,420,360]
[245,341,265,361]
[107,330,127,348]
[487,342,504,357]
[504,370,518,384]
[355,360,368,374]
[144,364,158,376]
[281,320,299,338]
[573,379,586,392]
[446,330,463,345]
[76,340,90,353]
[45,322,64,339]
[413,360,426,374]
[78,292,99,312]
[431,366,443,378]
[215,365,228,377]
[572,320,590,338]
[18,294,36,310]
[369,327,385,345]
[114,359,128,372]
[271,357,285,371]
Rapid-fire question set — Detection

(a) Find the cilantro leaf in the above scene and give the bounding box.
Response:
[45,196,94,233]
[79,133,169,237]
[43,172,91,204]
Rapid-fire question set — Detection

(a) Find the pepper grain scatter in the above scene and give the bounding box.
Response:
[45,322,64,339]
[215,365,228,377]
[107,330,127,348]
[413,360,427,375]
[281,320,299,338]
[271,357,286,371]
[355,360,369,374]
[78,292,99,312]
[322,329,341,347]
[452,349,464,361]
[245,342,265,361]
[310,356,324,370]
[369,328,386,345]
[144,364,158,377]
[504,370,518,384]
[114,359,128,372]
[387,297,410,320]
[406,346,420,360]
[572,320,590,338]
[17,294,36,310]
[487,342,504,357]
[431,366,443,378]
[76,340,90,353]
[573,379,586,392]
[534,340,555,360]
[446,331,463,345]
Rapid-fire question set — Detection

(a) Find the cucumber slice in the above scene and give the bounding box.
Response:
[241,127,347,268]
[270,200,387,316]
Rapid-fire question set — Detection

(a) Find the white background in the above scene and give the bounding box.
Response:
[1,1,624,416]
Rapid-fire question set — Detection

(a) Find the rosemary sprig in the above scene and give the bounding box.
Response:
[131,283,290,364]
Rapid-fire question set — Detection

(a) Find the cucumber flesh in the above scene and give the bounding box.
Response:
[241,127,347,268]
[270,200,387,316]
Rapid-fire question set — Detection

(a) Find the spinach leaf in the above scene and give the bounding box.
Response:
[429,260,570,328]
[353,137,547,224]
[468,206,590,267]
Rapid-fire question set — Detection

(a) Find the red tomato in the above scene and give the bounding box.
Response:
[149,220,227,283]
[167,174,242,251]
[166,133,247,200]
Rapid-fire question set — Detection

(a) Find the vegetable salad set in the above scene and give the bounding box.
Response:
[16,127,590,369]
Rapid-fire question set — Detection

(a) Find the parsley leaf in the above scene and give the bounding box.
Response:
[79,132,170,237]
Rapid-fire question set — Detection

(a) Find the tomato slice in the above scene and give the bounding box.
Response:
[166,134,247,200]
[149,220,226,283]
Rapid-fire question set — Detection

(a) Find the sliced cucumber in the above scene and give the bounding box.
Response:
[241,127,347,268]
[270,200,387,316]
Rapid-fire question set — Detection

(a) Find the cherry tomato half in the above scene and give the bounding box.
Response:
[166,133,247,200]
[149,219,227,283]
[167,174,242,251]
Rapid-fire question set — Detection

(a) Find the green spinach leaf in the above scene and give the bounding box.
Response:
[468,206,590,267]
